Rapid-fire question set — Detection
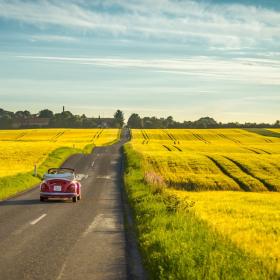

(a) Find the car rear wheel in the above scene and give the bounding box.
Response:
[78,193,81,200]
[72,196,77,203]
[40,197,45,202]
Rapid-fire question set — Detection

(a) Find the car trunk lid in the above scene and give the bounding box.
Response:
[46,179,71,192]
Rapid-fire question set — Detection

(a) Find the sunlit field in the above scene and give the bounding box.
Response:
[166,189,280,273]
[131,129,280,192]
[0,129,119,177]
[268,128,280,134]
[126,129,280,278]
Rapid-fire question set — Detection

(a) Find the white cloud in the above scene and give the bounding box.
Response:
[16,55,280,85]
[30,35,78,42]
[242,96,280,101]
[0,0,280,49]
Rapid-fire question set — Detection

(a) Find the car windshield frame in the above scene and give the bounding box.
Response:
[47,168,75,175]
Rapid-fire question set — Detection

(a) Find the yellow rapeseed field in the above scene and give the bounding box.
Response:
[130,128,280,274]
[0,129,119,177]
[131,129,280,191]
[166,189,280,273]
[268,128,280,134]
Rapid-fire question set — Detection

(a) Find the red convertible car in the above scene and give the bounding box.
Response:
[40,168,81,202]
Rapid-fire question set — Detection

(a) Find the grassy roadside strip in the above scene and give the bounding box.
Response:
[0,144,94,201]
[123,144,273,280]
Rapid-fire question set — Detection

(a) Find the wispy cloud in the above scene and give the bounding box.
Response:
[17,55,280,85]
[242,96,280,101]
[1,0,280,49]
[30,35,79,43]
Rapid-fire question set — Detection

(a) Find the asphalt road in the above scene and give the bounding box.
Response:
[0,132,139,280]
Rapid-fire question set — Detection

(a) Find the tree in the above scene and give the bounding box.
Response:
[0,108,14,128]
[50,111,74,127]
[127,113,142,128]
[15,110,31,119]
[193,117,218,128]
[114,110,124,128]
[39,109,54,118]
[23,110,31,117]
[166,116,174,128]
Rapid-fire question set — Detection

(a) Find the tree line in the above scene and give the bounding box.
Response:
[127,114,280,129]
[0,108,279,129]
[0,108,124,129]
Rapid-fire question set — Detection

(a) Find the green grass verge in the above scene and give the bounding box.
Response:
[244,128,280,138]
[0,144,94,201]
[123,144,276,280]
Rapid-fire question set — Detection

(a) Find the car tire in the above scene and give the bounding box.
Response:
[78,193,81,200]
[40,197,45,202]
[72,196,77,203]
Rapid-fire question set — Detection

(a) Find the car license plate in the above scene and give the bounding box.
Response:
[54,185,61,192]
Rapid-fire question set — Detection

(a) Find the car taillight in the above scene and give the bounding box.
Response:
[41,183,48,192]
[68,184,76,192]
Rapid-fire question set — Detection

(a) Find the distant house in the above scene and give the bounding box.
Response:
[20,117,50,128]
[90,117,115,128]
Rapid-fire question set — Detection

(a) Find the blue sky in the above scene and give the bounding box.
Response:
[0,0,279,122]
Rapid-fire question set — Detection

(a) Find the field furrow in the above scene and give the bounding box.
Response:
[208,155,267,192]
[131,128,280,192]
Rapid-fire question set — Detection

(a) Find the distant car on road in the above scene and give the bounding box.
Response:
[40,168,81,202]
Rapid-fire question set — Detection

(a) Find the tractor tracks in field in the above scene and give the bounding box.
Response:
[224,157,276,192]
[172,145,182,152]
[15,132,28,140]
[192,133,210,144]
[162,130,180,144]
[141,129,182,152]
[141,130,149,144]
[51,131,65,142]
[206,155,272,192]
[217,133,241,144]
[90,129,104,142]
[162,144,182,152]
[162,145,172,151]
[206,155,249,192]
[244,148,271,155]
[161,130,182,151]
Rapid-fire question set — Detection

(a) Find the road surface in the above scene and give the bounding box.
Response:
[0,131,140,280]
